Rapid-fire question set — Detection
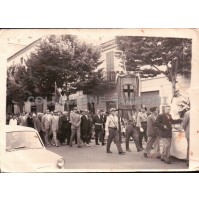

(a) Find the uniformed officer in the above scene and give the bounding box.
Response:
[105,108,125,155]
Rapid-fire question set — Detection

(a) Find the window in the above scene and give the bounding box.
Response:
[6,131,43,151]
[20,57,23,64]
[106,51,114,71]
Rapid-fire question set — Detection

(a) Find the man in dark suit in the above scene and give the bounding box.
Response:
[143,107,161,158]
[34,113,45,144]
[27,113,34,128]
[93,109,104,145]
[100,110,107,145]
[155,105,182,164]
[81,109,91,147]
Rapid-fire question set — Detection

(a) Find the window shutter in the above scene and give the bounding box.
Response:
[106,51,114,71]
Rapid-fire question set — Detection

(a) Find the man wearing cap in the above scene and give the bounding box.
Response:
[105,108,125,155]
[93,109,105,145]
[69,107,82,148]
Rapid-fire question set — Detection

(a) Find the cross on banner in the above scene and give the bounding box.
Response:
[123,84,134,101]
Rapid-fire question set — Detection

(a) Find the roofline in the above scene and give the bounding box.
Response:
[100,39,117,52]
[100,39,115,46]
[7,38,42,62]
[7,37,117,61]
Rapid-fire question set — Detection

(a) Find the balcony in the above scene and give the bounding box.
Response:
[105,71,116,83]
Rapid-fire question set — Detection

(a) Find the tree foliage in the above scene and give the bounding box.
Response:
[116,36,192,92]
[7,35,103,105]
[7,64,31,102]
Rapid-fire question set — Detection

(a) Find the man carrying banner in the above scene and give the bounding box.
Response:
[55,82,63,105]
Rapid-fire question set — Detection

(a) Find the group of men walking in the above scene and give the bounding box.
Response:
[105,105,189,165]
[7,107,107,148]
[7,103,190,165]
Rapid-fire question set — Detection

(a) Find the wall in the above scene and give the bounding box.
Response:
[98,44,124,73]
[141,74,191,106]
[7,44,37,67]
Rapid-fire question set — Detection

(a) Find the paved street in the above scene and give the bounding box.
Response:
[47,140,187,171]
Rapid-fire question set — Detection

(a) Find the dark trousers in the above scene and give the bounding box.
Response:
[101,127,105,142]
[161,138,171,162]
[39,130,45,144]
[88,129,92,142]
[95,128,103,145]
[106,128,123,153]
[125,125,142,151]
[139,122,148,148]
[81,129,90,144]
[58,130,66,144]
[144,135,160,156]
[119,131,122,143]
[66,129,71,145]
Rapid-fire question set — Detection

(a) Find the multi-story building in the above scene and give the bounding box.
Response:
[92,39,191,113]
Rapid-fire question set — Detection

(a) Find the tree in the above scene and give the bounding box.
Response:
[7,64,30,113]
[115,36,192,94]
[7,35,103,112]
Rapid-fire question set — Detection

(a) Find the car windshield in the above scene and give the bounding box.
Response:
[6,131,43,151]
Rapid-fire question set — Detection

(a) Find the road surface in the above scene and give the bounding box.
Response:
[47,140,187,172]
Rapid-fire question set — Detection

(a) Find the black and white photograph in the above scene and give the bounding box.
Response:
[0,29,198,172]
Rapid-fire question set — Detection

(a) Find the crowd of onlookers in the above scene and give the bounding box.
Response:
[6,104,190,165]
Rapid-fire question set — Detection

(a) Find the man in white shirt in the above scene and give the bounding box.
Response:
[9,115,18,125]
[105,108,125,155]
[19,112,27,126]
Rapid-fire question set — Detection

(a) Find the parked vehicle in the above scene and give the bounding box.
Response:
[0,125,65,172]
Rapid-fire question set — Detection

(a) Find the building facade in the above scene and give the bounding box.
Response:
[91,39,191,113]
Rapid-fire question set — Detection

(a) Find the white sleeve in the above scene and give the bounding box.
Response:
[105,117,110,132]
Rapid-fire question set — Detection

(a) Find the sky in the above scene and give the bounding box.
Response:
[4,29,122,57]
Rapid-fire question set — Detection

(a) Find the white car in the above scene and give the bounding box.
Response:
[0,125,65,172]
